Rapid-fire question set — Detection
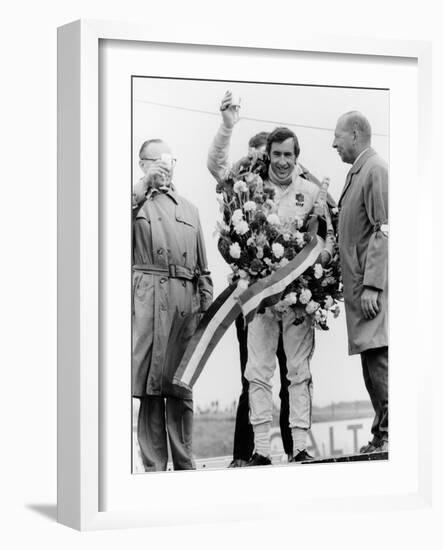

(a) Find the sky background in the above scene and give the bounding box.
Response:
[132,77,389,408]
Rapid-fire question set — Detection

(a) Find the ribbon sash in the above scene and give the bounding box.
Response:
[173,216,325,390]
[172,285,241,389]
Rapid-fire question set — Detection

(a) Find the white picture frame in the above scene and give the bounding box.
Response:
[57,19,433,531]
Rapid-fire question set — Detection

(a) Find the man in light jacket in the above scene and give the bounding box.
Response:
[333,111,389,453]
[132,138,213,471]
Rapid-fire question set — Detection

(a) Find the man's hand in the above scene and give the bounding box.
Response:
[361,287,381,320]
[220,90,240,129]
[317,250,331,267]
[145,159,171,189]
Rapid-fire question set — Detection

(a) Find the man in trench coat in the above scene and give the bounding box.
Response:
[132,138,213,471]
[333,111,389,453]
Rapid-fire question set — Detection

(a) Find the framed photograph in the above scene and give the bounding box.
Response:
[57,19,433,530]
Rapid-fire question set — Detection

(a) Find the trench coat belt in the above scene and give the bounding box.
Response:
[132,263,197,281]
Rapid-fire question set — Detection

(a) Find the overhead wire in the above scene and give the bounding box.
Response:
[134,99,389,138]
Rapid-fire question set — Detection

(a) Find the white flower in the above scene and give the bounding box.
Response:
[263,257,273,266]
[256,246,264,259]
[279,257,289,268]
[243,201,257,212]
[246,237,255,246]
[284,292,298,305]
[266,213,281,226]
[272,243,285,258]
[215,221,230,234]
[314,308,328,322]
[299,288,312,305]
[238,269,248,279]
[283,233,291,242]
[255,233,268,247]
[265,199,276,210]
[294,231,305,247]
[273,300,289,314]
[314,263,323,279]
[324,295,334,309]
[232,209,244,224]
[305,300,320,315]
[229,242,241,259]
[234,220,249,235]
[233,180,248,194]
[237,278,249,291]
[294,216,303,229]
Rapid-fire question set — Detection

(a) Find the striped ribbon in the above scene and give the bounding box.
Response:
[172,215,326,391]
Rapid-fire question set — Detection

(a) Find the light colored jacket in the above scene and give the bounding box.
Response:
[338,148,388,355]
[132,187,213,397]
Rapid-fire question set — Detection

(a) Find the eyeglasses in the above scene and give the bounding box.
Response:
[140,157,177,166]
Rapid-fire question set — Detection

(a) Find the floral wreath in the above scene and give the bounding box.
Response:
[214,151,343,330]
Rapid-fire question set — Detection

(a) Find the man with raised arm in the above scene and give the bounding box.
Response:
[208,92,333,465]
[209,127,295,466]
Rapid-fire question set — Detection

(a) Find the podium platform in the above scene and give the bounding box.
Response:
[298,451,388,464]
[192,451,388,470]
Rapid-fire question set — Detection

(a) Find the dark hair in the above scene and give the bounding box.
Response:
[139,138,163,159]
[266,127,300,159]
[248,131,269,149]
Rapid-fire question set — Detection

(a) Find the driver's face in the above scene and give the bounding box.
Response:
[269,138,296,179]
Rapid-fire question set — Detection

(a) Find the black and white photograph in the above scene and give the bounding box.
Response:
[3,0,439,541]
[131,77,389,473]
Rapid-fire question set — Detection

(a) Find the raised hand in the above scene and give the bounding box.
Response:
[219,90,240,129]
[146,159,172,189]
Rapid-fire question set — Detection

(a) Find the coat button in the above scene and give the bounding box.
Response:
[157,248,163,255]
[160,277,167,284]
[181,311,186,317]
[182,281,186,287]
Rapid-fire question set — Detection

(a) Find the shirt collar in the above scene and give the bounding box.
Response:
[353,147,370,167]
[146,183,178,204]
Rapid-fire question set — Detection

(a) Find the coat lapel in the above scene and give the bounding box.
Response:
[338,148,376,206]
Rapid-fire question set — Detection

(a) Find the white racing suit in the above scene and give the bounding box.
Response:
[208,123,334,441]
[244,176,333,432]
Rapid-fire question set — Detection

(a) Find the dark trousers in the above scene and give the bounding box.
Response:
[137,395,195,471]
[361,346,389,444]
[233,315,293,460]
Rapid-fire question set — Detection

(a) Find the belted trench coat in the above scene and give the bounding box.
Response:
[132,188,213,398]
[338,148,388,355]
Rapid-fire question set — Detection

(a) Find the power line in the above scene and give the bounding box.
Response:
[134,99,389,138]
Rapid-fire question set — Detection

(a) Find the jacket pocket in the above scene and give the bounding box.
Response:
[133,273,154,302]
[175,206,196,229]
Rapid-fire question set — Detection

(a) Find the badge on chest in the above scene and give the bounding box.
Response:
[295,192,305,207]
